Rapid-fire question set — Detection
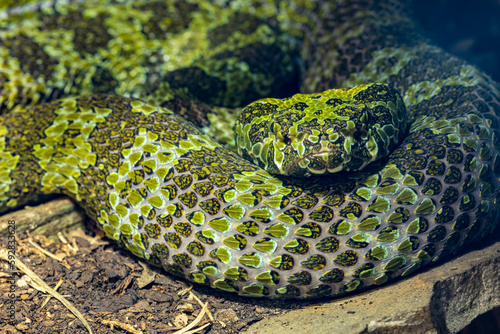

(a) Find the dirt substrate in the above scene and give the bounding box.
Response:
[0,226,317,334]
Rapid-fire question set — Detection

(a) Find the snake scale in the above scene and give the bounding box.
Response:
[1,0,499,299]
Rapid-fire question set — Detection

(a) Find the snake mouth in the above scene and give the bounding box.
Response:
[286,146,373,176]
[286,149,339,176]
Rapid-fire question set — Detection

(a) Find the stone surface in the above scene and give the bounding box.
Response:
[244,238,500,334]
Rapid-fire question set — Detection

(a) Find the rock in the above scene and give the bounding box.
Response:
[244,239,500,334]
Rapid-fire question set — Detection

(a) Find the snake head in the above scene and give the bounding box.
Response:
[235,83,407,177]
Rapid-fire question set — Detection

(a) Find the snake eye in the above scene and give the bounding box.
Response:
[283,134,292,145]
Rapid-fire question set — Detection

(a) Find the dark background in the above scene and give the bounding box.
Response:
[413,0,500,82]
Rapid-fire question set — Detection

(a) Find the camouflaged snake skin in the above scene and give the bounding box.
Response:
[1,0,500,299]
[235,83,408,177]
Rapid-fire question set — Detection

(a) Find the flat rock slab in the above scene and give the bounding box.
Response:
[244,239,500,334]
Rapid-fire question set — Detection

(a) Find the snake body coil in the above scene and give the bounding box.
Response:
[1,0,499,299]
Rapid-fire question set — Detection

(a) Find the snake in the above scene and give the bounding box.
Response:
[1,0,499,300]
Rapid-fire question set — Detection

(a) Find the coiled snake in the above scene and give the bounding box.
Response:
[1,0,499,299]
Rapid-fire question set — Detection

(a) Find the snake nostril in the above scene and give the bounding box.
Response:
[353,130,363,141]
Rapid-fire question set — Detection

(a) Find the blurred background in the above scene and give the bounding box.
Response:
[414,0,500,82]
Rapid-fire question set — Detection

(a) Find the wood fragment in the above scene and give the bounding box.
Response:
[182,323,211,334]
[173,301,210,334]
[178,286,193,296]
[101,319,142,334]
[0,198,86,238]
[189,292,214,322]
[27,238,64,262]
[40,279,64,309]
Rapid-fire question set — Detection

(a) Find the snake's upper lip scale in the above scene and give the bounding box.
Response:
[286,146,371,175]
[286,150,332,175]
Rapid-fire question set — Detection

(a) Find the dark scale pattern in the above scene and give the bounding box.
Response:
[137,1,199,39]
[2,34,59,80]
[301,254,327,270]
[0,0,499,301]
[40,10,113,55]
[333,250,358,266]
[162,67,227,107]
[320,268,345,283]
[287,271,312,285]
